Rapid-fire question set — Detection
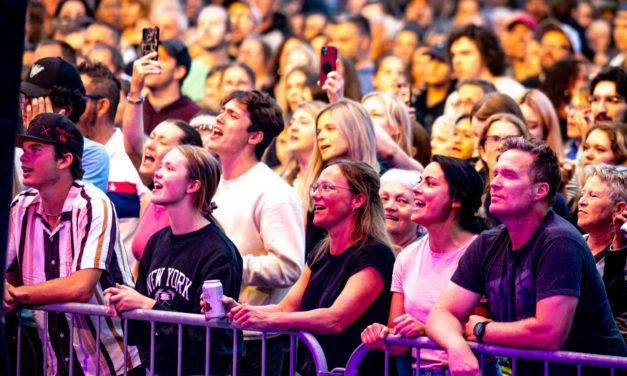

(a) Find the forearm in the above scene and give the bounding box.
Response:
[481,317,563,350]
[16,275,97,304]
[266,308,351,334]
[122,91,146,167]
[426,308,468,353]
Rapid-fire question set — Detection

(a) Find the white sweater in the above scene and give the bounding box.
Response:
[213,162,305,309]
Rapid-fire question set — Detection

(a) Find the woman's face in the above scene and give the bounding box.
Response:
[363,96,396,138]
[520,103,544,140]
[373,56,407,93]
[121,0,142,28]
[204,72,223,102]
[140,122,185,178]
[380,181,418,241]
[578,175,617,232]
[583,129,617,168]
[411,162,452,226]
[311,165,359,229]
[275,129,290,167]
[566,94,590,139]
[284,50,310,78]
[286,71,307,112]
[451,118,475,160]
[151,148,191,206]
[317,111,349,161]
[288,108,317,155]
[59,0,87,19]
[430,122,452,157]
[482,120,522,174]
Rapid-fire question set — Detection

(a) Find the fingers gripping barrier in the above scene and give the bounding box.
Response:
[13,303,328,376]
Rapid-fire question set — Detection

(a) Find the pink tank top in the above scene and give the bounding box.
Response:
[131,201,170,262]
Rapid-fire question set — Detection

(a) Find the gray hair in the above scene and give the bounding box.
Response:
[380,169,421,191]
[151,4,188,32]
[584,164,627,205]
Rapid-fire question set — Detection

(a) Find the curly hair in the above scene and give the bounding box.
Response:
[50,86,87,123]
[446,24,506,77]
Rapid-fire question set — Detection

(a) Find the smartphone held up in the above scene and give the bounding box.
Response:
[320,46,337,86]
[141,27,160,60]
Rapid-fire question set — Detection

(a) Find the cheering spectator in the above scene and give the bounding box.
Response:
[517,89,563,157]
[609,5,627,69]
[450,114,475,161]
[372,54,407,93]
[82,21,121,58]
[362,92,413,157]
[430,115,455,157]
[206,90,305,376]
[5,113,141,375]
[285,66,318,114]
[105,145,243,375]
[362,156,494,376]
[590,67,627,124]
[426,137,627,375]
[19,57,110,193]
[182,5,232,101]
[213,159,395,376]
[378,169,423,253]
[331,13,375,95]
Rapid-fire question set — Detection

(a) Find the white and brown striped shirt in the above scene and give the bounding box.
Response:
[6,181,142,376]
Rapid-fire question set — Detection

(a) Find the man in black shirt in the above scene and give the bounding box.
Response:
[426,137,627,375]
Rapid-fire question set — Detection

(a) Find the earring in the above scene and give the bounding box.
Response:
[352,207,355,213]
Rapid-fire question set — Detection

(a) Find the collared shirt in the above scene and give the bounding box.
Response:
[142,94,201,135]
[6,181,141,376]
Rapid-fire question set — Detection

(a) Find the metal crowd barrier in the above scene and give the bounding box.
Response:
[13,302,329,376]
[338,335,627,376]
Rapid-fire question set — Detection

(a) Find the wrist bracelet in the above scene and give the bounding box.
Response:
[126,93,145,104]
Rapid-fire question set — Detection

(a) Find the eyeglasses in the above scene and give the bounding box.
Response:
[19,93,33,105]
[484,135,505,148]
[310,182,353,197]
[451,98,476,108]
[192,123,214,132]
[85,94,104,100]
[589,96,626,106]
[230,14,252,24]
[453,130,473,139]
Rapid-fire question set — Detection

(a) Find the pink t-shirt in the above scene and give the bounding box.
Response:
[131,201,170,263]
[391,233,478,369]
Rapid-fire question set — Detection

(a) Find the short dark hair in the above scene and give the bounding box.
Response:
[224,62,256,87]
[37,39,77,66]
[54,0,95,18]
[90,43,124,75]
[333,13,372,40]
[164,119,203,147]
[499,137,561,206]
[470,92,525,123]
[78,61,121,122]
[591,66,627,99]
[374,53,406,76]
[432,155,488,234]
[54,144,84,180]
[50,86,87,123]
[220,90,284,160]
[90,20,121,45]
[457,78,497,95]
[446,24,506,77]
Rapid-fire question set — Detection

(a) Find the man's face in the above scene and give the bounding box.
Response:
[83,25,118,56]
[372,56,406,92]
[152,12,184,41]
[330,23,362,61]
[450,37,485,80]
[34,44,64,62]
[198,8,229,50]
[525,0,548,22]
[88,49,117,76]
[229,3,256,44]
[220,66,254,98]
[207,99,254,157]
[489,149,538,217]
[145,47,180,90]
[393,30,419,63]
[540,31,571,68]
[507,23,534,60]
[425,58,451,86]
[454,84,484,115]
[76,75,100,135]
[304,14,326,41]
[20,140,65,189]
[591,81,627,123]
[66,30,86,52]
[238,39,265,76]
[614,16,627,51]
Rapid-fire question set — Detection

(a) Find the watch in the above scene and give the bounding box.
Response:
[126,92,145,104]
[473,321,490,343]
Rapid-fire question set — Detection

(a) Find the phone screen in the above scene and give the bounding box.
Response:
[141,27,160,61]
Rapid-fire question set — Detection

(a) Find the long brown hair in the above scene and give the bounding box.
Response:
[517,89,563,158]
[314,159,394,261]
[176,145,224,232]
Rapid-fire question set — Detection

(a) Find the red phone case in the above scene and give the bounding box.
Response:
[320,46,337,86]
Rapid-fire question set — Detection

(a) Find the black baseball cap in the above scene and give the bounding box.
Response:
[160,39,192,81]
[21,57,85,98]
[425,41,447,62]
[17,113,84,158]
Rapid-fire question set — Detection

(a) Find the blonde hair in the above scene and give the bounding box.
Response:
[517,89,564,158]
[300,99,379,213]
[175,145,224,232]
[362,92,413,156]
[275,44,320,112]
[313,159,394,261]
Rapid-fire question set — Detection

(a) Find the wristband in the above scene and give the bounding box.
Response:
[126,93,144,104]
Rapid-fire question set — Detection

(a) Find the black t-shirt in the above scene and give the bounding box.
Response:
[413,81,456,135]
[129,223,244,375]
[299,238,395,376]
[452,211,627,375]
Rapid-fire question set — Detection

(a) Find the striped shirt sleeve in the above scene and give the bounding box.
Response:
[6,200,19,272]
[76,196,116,271]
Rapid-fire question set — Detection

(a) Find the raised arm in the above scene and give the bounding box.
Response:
[123,52,160,170]
[372,121,424,172]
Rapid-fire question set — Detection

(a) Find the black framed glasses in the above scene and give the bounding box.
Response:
[192,123,214,132]
[484,135,504,148]
[85,94,104,100]
[310,182,353,197]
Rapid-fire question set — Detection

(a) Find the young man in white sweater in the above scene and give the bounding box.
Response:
[207,90,305,376]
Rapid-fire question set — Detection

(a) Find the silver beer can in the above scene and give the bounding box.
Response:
[203,280,225,319]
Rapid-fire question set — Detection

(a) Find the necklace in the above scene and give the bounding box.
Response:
[44,210,63,217]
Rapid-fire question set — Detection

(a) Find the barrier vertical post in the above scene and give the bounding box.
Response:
[150,321,155,376]
[205,327,210,376]
[233,329,238,376]
[262,331,266,376]
[43,311,48,376]
[384,347,389,376]
[177,323,183,376]
[16,310,22,376]
[124,319,128,376]
[96,315,101,376]
[544,361,548,376]
[290,335,295,376]
[69,313,75,376]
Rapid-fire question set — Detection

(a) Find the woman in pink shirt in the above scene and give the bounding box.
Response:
[361,155,501,376]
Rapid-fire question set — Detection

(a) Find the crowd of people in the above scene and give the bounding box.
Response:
[4,0,627,375]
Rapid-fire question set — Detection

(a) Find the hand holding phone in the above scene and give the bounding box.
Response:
[397,83,411,107]
[141,27,160,61]
[320,46,337,87]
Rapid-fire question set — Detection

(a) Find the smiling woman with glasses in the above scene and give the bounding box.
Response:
[215,159,395,376]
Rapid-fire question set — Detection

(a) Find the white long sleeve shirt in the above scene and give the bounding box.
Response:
[213,162,305,309]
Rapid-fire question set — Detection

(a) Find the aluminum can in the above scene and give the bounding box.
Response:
[621,222,627,238]
[203,280,225,319]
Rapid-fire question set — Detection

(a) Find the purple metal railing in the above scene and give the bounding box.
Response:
[338,335,627,376]
[14,303,329,376]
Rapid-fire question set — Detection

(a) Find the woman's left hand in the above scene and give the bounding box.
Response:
[103,283,156,315]
[392,313,425,338]
[228,303,270,329]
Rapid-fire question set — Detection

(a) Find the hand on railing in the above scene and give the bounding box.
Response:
[392,314,425,338]
[3,281,30,315]
[361,323,389,350]
[199,295,241,321]
[103,283,156,319]
[227,302,272,329]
